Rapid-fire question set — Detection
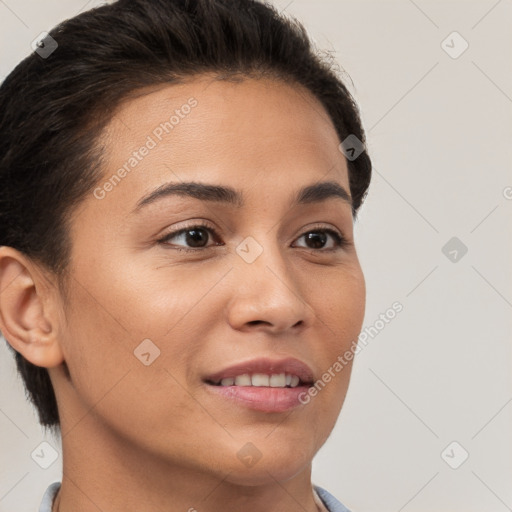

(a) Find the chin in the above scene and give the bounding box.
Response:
[224,462,311,487]
[220,440,315,486]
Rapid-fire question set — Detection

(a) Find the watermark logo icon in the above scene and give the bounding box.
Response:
[134,338,161,366]
[236,236,263,264]
[338,134,364,161]
[237,442,262,468]
[31,32,58,59]
[31,441,59,469]
[441,31,469,59]
[442,237,468,263]
[441,441,469,469]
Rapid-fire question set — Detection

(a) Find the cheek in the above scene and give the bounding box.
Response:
[310,263,366,348]
[90,249,232,339]
[303,264,365,413]
[59,260,228,403]
[58,279,212,441]
[59,284,136,407]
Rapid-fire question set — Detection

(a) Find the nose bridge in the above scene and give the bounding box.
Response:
[235,234,295,292]
[226,233,314,330]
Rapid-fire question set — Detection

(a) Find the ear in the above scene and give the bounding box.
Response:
[0,246,65,368]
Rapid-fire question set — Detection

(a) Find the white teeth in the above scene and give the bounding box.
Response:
[251,373,270,386]
[290,375,300,387]
[269,373,286,387]
[217,373,302,388]
[234,374,252,386]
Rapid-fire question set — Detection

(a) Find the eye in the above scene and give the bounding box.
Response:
[293,226,349,251]
[157,222,349,253]
[157,222,222,252]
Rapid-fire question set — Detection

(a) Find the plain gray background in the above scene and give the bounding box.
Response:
[1,1,511,511]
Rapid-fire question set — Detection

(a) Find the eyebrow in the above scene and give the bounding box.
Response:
[132,180,352,213]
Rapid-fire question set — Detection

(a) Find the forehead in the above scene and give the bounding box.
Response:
[89,76,349,216]
[107,75,338,137]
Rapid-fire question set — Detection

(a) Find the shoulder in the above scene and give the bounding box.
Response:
[314,484,354,512]
[38,482,61,512]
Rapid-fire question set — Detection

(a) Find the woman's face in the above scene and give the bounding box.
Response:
[52,75,366,484]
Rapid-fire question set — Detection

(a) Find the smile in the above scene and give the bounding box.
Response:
[203,357,315,413]
[210,373,302,388]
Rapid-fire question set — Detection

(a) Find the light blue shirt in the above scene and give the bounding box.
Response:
[39,481,352,512]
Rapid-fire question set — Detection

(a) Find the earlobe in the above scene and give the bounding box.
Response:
[0,246,65,368]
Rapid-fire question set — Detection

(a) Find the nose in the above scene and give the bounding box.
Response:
[225,240,316,334]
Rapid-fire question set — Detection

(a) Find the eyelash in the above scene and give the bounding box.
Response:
[157,222,349,253]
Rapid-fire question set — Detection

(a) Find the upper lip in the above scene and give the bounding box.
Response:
[204,357,315,385]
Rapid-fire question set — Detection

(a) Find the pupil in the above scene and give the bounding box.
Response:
[186,229,208,247]
[306,232,326,249]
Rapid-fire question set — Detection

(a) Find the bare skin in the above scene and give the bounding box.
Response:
[0,75,365,512]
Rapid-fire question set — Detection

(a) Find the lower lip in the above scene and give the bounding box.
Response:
[206,384,310,413]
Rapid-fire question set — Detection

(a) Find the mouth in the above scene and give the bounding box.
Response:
[206,373,308,388]
[203,357,315,413]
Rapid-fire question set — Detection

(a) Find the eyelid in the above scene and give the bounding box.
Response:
[157,221,349,251]
[156,220,221,248]
[292,222,350,250]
